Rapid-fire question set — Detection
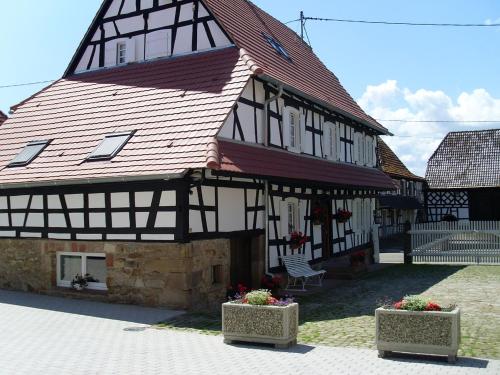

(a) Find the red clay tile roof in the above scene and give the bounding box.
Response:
[0,48,251,186]
[203,0,387,134]
[219,140,395,190]
[378,138,424,181]
[0,111,7,126]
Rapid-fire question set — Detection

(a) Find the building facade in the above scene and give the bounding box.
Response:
[0,0,393,310]
[425,129,500,222]
[375,139,425,238]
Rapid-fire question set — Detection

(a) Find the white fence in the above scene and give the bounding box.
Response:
[410,221,500,264]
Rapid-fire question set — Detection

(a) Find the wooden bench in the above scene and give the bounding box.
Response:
[281,254,326,291]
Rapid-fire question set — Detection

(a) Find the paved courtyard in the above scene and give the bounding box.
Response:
[0,289,499,374]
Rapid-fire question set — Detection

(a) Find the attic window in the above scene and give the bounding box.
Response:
[117,42,127,65]
[87,132,133,161]
[262,33,291,61]
[8,140,51,167]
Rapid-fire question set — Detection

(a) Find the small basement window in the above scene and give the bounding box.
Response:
[262,33,291,61]
[57,252,107,290]
[87,132,133,161]
[8,140,51,167]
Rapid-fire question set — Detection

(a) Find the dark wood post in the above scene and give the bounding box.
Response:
[403,221,412,264]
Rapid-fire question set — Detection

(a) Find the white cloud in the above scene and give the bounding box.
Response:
[357,80,500,177]
[485,17,500,25]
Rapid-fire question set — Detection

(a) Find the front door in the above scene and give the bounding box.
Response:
[320,198,333,259]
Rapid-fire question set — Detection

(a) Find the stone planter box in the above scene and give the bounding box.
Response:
[375,307,461,362]
[222,302,298,348]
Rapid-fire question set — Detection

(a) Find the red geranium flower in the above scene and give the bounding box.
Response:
[394,301,405,310]
[425,302,442,311]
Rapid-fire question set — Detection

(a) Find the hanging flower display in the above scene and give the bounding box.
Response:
[334,208,352,223]
[289,231,308,250]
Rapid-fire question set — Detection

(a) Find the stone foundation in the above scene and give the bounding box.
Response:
[0,238,230,311]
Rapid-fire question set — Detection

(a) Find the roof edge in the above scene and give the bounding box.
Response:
[260,74,390,135]
[0,172,187,191]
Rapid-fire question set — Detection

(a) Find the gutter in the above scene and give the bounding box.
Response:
[262,84,283,275]
[260,74,392,136]
[0,172,186,191]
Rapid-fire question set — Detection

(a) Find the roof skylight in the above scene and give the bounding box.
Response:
[8,140,51,167]
[262,33,291,61]
[87,132,134,161]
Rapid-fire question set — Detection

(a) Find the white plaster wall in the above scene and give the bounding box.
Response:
[75,0,232,73]
[218,188,245,232]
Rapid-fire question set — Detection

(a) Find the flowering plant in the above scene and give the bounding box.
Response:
[349,251,366,266]
[290,231,308,249]
[226,283,249,300]
[390,295,453,312]
[232,289,294,306]
[312,205,328,225]
[334,209,352,223]
[261,274,282,292]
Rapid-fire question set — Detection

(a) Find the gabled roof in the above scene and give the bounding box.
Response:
[426,129,500,189]
[219,140,395,190]
[0,111,7,126]
[378,138,424,181]
[0,48,250,186]
[203,0,387,134]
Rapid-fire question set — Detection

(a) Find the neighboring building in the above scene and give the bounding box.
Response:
[426,129,500,221]
[0,111,7,126]
[375,138,425,238]
[0,0,393,309]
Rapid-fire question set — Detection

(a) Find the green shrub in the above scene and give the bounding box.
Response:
[245,290,271,305]
[400,295,429,311]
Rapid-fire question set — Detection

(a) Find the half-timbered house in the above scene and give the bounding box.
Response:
[425,129,500,222]
[0,0,393,309]
[376,138,425,238]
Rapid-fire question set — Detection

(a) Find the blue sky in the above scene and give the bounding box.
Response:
[1,0,499,176]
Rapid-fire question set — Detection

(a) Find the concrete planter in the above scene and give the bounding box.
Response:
[222,302,298,348]
[375,307,461,362]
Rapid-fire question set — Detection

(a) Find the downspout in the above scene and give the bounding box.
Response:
[263,84,283,275]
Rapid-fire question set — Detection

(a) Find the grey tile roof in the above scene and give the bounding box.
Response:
[426,129,500,189]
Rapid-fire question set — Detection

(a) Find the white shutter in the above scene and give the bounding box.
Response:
[299,200,307,233]
[282,107,290,148]
[126,38,136,63]
[353,133,359,164]
[373,137,377,167]
[280,200,288,238]
[335,122,341,161]
[322,122,331,158]
[300,112,307,152]
[358,133,364,165]
[364,136,370,166]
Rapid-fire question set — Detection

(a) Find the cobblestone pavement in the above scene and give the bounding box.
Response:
[161,265,500,359]
[1,290,499,375]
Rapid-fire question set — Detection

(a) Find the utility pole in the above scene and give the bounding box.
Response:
[300,11,305,40]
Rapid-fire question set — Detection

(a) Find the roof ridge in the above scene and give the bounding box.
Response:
[239,48,264,75]
[447,128,500,135]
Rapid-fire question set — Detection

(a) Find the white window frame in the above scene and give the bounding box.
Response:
[116,42,127,65]
[56,252,107,290]
[283,107,302,153]
[323,121,339,161]
[280,198,300,238]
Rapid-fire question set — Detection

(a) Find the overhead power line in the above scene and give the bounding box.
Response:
[377,119,500,124]
[0,79,56,89]
[286,16,500,28]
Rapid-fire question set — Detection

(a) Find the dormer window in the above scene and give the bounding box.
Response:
[87,132,133,161]
[117,42,127,65]
[262,33,291,61]
[8,140,51,167]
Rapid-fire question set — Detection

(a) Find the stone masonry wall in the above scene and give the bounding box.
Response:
[0,238,230,311]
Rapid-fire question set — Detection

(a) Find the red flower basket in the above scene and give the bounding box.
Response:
[334,209,352,223]
[290,231,308,250]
